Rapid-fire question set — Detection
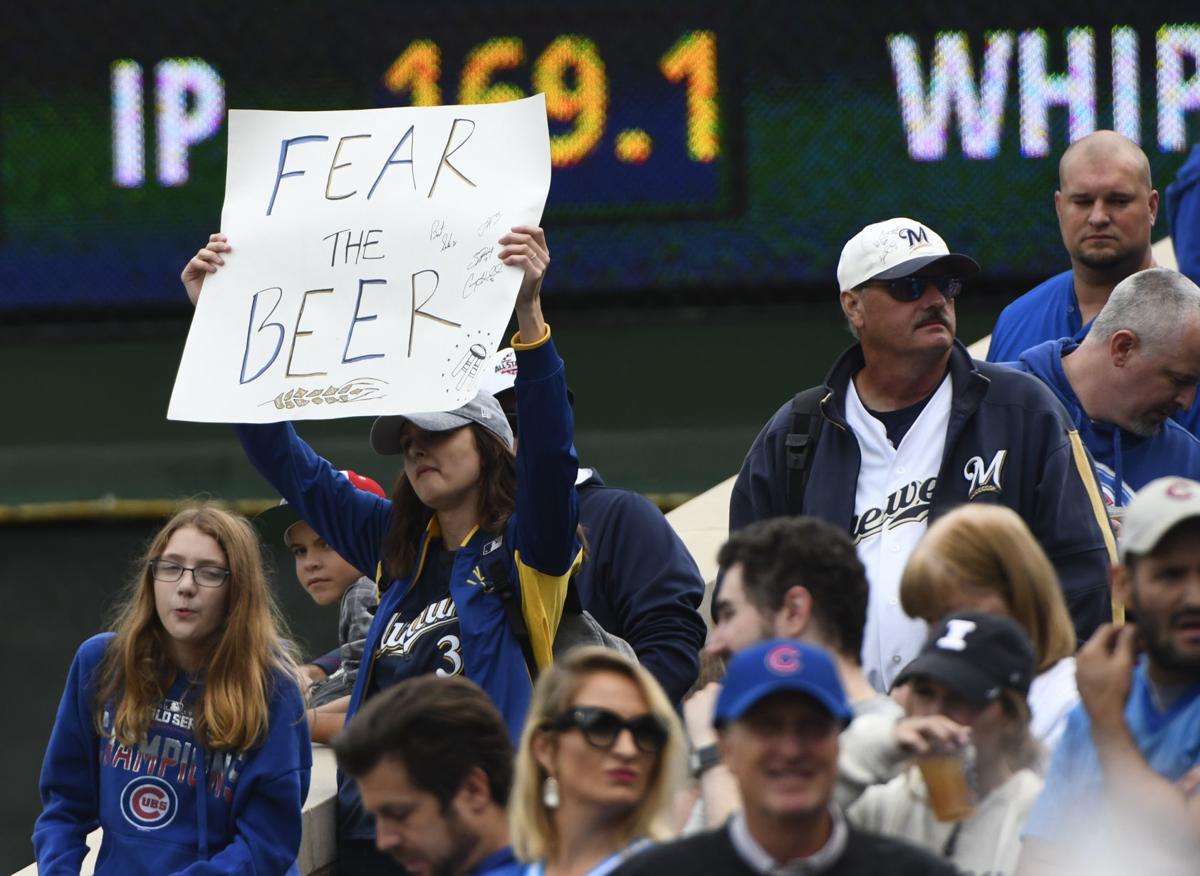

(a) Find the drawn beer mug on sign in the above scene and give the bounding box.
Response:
[168,95,552,424]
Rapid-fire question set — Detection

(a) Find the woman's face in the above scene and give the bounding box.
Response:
[153,525,230,670]
[402,425,483,513]
[538,670,661,819]
[907,676,1010,759]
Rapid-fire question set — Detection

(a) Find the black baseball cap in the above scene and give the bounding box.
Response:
[894,612,1034,708]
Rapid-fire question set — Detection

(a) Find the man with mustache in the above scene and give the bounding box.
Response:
[1008,267,1200,511]
[731,218,1115,693]
[986,130,1200,435]
[1017,477,1200,875]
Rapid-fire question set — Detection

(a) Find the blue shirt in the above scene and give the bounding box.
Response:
[1009,338,1200,505]
[988,270,1200,435]
[1023,659,1200,846]
[470,846,522,876]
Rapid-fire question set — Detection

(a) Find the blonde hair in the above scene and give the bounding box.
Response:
[510,648,686,862]
[900,504,1076,671]
[94,504,298,751]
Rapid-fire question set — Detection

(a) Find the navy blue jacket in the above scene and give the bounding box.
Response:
[1167,143,1200,287]
[575,470,706,704]
[730,341,1116,644]
[1011,339,1200,505]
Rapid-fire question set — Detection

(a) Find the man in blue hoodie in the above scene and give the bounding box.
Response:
[1009,267,1200,509]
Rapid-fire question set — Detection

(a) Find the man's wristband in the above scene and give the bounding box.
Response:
[690,743,722,779]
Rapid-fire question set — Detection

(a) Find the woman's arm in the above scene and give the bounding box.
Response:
[180,234,393,576]
[499,228,581,670]
[33,639,105,874]
[501,226,579,577]
[309,695,351,745]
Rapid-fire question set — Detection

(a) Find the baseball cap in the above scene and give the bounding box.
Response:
[255,469,387,545]
[894,612,1034,708]
[836,218,981,291]
[480,347,575,406]
[714,639,853,727]
[480,347,519,398]
[1120,476,1200,561]
[369,390,514,455]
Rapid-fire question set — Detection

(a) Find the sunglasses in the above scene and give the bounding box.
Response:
[543,706,668,753]
[861,275,963,302]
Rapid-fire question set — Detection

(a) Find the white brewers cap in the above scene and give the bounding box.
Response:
[836,217,980,291]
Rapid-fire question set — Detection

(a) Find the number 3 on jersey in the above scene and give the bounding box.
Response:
[436,633,463,677]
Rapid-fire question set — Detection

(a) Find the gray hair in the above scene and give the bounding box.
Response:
[1088,268,1200,354]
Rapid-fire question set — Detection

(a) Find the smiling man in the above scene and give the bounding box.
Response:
[1017,477,1200,875]
[333,675,520,876]
[615,640,955,875]
[731,218,1116,691]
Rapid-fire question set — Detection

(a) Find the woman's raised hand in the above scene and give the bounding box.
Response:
[180,233,232,306]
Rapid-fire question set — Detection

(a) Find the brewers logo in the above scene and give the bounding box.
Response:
[120,776,178,830]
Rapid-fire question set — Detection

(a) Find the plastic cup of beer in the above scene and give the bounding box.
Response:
[918,752,975,822]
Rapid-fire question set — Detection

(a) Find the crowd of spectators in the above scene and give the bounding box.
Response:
[31,129,1200,876]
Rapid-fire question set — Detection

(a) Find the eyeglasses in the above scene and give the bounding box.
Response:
[150,560,230,588]
[860,276,963,302]
[543,706,669,753]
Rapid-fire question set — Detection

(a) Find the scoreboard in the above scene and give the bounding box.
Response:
[3,0,1200,312]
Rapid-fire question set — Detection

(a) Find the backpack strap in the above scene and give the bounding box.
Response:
[785,386,827,516]
[486,557,541,681]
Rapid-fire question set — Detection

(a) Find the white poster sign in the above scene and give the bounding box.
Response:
[168,94,551,423]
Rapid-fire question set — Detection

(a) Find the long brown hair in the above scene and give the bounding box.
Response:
[94,504,298,752]
[381,423,517,578]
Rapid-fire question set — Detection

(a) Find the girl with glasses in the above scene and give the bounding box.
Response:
[34,504,311,875]
[510,647,686,876]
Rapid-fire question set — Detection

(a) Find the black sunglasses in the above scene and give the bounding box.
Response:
[543,706,668,753]
[861,275,963,302]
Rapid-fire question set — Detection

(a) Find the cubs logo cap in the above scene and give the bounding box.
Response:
[836,217,980,292]
[714,639,852,727]
[1120,476,1200,561]
[255,468,388,545]
[894,612,1034,708]
[370,389,515,455]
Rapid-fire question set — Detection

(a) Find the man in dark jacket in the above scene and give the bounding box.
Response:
[614,640,957,876]
[731,217,1116,692]
[484,348,707,704]
[1008,267,1200,509]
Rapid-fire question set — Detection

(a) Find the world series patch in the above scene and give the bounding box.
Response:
[120,776,178,830]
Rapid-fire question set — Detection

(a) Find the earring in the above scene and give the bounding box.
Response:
[542,775,560,809]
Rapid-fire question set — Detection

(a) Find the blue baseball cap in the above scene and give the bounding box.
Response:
[714,639,853,727]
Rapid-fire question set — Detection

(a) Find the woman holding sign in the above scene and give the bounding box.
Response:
[183,226,582,874]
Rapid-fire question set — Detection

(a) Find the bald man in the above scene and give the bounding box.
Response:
[988,131,1157,359]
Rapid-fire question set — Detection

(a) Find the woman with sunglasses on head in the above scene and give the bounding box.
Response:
[510,647,686,876]
[183,227,582,874]
[35,504,311,875]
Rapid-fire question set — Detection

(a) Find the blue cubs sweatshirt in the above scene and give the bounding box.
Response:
[34,633,312,875]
